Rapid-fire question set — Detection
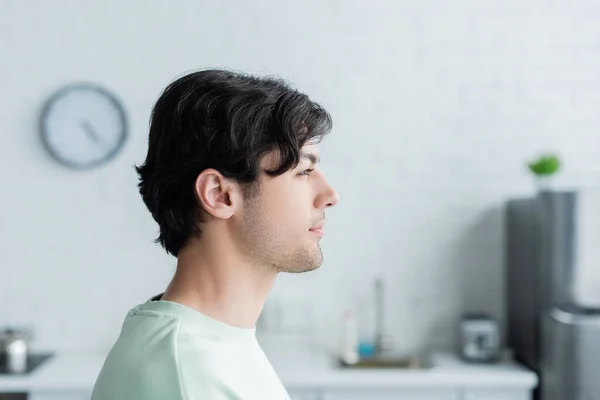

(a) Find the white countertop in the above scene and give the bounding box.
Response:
[270,350,538,390]
[0,348,538,393]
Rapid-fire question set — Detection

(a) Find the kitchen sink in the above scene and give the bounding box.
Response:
[338,354,432,370]
[335,278,434,371]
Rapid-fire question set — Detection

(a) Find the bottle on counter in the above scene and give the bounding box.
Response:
[339,309,359,365]
[7,337,27,373]
[1,329,29,374]
[355,278,380,358]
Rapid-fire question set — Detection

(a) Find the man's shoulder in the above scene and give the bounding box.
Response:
[91,328,230,400]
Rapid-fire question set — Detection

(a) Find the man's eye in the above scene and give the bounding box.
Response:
[298,168,314,176]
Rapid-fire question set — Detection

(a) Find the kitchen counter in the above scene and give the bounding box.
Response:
[0,353,103,392]
[269,350,538,390]
[0,348,538,393]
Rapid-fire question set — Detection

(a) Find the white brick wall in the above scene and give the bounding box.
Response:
[1,0,600,353]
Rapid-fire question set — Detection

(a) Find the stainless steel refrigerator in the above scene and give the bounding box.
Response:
[506,189,600,400]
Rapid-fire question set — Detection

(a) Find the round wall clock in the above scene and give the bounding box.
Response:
[40,83,128,169]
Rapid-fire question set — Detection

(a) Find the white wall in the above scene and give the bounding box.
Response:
[2,0,600,353]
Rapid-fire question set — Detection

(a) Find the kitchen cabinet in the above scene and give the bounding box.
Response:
[29,391,314,400]
[29,391,90,400]
[24,387,533,400]
[321,388,461,400]
[29,390,318,400]
[462,389,531,400]
[288,389,320,400]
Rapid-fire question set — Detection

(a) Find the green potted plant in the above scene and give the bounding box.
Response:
[528,153,561,191]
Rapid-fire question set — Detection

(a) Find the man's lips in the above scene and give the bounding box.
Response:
[309,224,325,236]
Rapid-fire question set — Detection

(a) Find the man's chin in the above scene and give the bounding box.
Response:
[274,245,323,274]
[282,254,323,274]
[283,262,321,274]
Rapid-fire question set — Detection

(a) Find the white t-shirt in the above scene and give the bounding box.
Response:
[91,294,291,400]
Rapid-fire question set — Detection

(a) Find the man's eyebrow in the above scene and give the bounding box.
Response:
[300,152,320,164]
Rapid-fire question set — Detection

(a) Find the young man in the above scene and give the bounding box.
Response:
[90,69,339,400]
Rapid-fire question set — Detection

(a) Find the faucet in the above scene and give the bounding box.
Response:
[373,277,390,355]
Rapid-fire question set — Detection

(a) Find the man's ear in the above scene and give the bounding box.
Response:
[194,169,240,219]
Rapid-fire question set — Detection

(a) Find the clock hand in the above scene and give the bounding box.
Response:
[80,121,102,144]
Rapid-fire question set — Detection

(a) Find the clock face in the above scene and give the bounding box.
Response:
[41,83,127,169]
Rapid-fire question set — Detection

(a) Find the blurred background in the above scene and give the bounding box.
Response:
[2,1,600,399]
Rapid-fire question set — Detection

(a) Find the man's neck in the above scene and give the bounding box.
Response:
[160,238,277,329]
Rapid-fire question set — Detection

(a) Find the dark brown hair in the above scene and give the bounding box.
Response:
[135,69,332,256]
